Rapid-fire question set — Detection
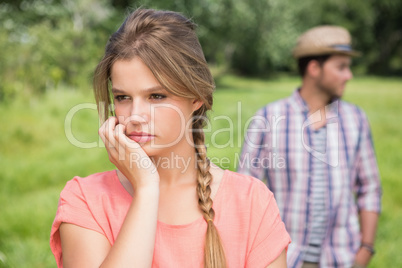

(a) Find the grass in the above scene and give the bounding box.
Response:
[0,75,401,267]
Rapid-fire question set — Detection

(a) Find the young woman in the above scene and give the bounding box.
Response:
[50,8,290,268]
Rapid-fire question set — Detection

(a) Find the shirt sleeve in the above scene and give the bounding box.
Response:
[246,180,291,267]
[354,111,382,213]
[49,178,104,267]
[238,107,270,181]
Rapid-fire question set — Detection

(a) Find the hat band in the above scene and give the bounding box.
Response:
[330,44,353,51]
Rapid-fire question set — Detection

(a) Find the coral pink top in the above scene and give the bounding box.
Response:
[50,170,290,267]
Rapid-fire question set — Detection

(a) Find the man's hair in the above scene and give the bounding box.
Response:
[297,54,331,77]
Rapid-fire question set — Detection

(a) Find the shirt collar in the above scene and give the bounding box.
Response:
[289,88,340,118]
[289,88,309,113]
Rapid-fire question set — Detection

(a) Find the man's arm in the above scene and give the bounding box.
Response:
[354,211,379,266]
[353,111,382,267]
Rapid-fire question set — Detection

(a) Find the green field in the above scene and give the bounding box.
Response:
[0,75,401,267]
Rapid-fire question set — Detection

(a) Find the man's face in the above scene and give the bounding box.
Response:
[316,55,353,100]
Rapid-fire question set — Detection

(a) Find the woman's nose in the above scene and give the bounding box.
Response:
[124,99,150,126]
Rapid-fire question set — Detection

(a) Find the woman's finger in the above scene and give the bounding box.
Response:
[114,124,141,150]
[103,117,118,149]
[100,117,159,187]
[114,124,128,161]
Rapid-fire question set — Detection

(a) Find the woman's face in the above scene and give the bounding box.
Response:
[110,57,202,157]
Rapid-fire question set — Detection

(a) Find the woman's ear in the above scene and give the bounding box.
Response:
[192,99,204,112]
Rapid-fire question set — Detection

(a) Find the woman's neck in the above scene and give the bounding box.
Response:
[151,151,198,186]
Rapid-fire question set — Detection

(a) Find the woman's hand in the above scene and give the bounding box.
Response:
[99,116,159,190]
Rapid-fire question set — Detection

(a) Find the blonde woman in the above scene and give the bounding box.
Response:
[50,8,290,268]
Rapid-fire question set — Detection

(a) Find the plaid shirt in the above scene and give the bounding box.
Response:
[238,90,381,268]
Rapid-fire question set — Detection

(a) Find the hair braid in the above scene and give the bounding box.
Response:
[193,121,226,268]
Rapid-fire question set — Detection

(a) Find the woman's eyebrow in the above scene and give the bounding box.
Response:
[111,86,166,94]
[111,88,126,94]
[144,86,167,93]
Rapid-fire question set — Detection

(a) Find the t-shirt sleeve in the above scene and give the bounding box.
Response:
[49,178,104,268]
[246,180,291,267]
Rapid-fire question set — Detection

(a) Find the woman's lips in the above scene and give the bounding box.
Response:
[127,132,155,143]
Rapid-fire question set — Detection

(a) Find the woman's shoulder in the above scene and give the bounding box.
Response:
[58,170,130,222]
[62,170,120,197]
[223,170,270,191]
[219,170,273,203]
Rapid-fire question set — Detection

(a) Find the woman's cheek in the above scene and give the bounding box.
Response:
[156,107,187,138]
[114,106,128,123]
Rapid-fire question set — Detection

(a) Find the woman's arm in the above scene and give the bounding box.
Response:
[60,223,110,267]
[60,187,159,268]
[266,249,287,268]
[59,117,160,267]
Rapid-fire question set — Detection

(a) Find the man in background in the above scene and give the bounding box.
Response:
[238,26,381,268]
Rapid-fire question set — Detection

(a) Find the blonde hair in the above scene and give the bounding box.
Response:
[93,8,226,267]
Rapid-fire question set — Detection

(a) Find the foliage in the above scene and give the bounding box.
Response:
[368,0,402,75]
[0,0,119,102]
[1,0,401,101]
[130,0,402,76]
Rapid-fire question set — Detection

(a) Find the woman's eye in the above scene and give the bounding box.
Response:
[114,95,130,102]
[150,94,166,100]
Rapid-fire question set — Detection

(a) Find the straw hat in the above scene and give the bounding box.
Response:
[292,25,360,59]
